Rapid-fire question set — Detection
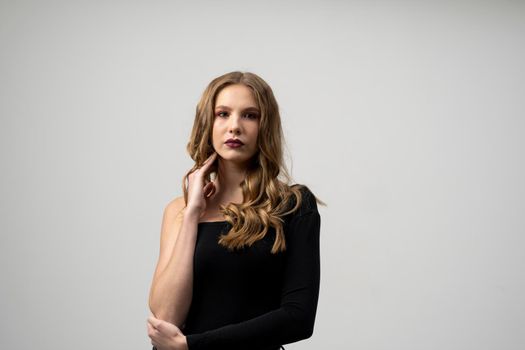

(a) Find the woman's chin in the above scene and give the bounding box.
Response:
[218,155,252,165]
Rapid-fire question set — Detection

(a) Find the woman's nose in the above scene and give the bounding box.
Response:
[228,114,241,134]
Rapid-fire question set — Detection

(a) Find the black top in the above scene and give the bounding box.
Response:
[153,186,321,350]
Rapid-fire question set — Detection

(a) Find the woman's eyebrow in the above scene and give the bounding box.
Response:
[215,105,260,112]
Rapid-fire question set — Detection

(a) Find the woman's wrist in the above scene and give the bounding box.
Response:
[183,208,200,222]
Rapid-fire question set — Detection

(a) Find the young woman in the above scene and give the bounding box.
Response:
[147,71,323,350]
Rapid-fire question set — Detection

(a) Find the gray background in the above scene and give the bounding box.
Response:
[1,1,524,349]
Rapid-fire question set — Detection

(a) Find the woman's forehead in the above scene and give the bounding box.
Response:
[215,84,257,108]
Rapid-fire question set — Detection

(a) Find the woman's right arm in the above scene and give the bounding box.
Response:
[148,196,201,328]
[149,152,218,328]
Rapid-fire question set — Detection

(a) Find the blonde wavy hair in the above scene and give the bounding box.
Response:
[182,71,325,254]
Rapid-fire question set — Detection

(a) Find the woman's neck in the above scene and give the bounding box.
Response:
[214,159,247,203]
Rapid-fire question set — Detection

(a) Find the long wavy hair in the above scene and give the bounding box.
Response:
[181,71,325,254]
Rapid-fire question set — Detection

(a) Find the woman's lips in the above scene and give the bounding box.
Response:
[225,142,243,148]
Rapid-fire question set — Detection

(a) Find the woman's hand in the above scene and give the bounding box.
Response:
[147,315,188,350]
[185,152,218,216]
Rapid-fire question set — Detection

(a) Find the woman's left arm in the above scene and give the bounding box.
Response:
[185,208,321,350]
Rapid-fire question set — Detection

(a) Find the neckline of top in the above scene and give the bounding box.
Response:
[198,220,228,225]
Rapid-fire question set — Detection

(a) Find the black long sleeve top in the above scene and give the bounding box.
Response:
[153,186,321,350]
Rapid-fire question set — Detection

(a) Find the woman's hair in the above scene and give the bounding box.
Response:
[182,71,324,254]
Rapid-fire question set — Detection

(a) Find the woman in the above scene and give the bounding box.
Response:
[147,71,323,350]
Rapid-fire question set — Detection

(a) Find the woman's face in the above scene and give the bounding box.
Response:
[212,84,260,166]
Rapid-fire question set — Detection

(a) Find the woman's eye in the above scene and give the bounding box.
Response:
[216,112,258,119]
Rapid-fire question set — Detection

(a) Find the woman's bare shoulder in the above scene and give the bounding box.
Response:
[164,195,186,220]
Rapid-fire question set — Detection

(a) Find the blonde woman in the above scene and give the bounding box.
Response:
[147,71,324,350]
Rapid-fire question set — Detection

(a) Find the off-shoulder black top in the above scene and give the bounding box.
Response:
[153,185,321,350]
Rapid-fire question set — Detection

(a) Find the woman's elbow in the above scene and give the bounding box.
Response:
[297,318,315,339]
[286,312,316,341]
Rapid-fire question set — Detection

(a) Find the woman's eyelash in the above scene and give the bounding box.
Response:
[216,111,258,119]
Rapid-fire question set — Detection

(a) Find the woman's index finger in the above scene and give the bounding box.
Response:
[201,152,217,168]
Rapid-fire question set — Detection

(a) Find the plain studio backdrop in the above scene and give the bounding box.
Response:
[1,1,524,349]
